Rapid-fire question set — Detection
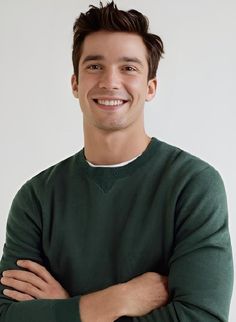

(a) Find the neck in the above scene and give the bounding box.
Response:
[83,125,151,165]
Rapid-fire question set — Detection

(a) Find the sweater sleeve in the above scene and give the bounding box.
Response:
[0,182,82,322]
[117,166,233,322]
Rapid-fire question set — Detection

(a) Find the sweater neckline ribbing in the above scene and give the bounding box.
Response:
[76,137,160,180]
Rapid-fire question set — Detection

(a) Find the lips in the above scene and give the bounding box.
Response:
[92,98,128,110]
[93,99,127,106]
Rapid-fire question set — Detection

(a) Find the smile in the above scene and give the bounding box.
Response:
[92,99,129,111]
[93,99,127,106]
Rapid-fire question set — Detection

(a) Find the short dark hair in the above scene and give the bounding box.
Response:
[72,1,164,82]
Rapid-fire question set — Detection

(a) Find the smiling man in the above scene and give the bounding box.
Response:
[72,30,157,165]
[0,1,233,322]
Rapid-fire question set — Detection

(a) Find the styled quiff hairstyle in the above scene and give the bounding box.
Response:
[72,1,164,82]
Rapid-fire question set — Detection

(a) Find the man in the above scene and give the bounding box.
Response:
[0,1,233,321]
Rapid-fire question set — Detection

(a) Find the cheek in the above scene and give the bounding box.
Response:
[77,76,91,96]
[127,75,147,88]
[79,75,98,93]
[127,78,148,99]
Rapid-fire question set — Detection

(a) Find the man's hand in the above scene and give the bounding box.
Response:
[1,260,169,321]
[0,260,70,301]
[121,271,169,317]
[79,271,169,321]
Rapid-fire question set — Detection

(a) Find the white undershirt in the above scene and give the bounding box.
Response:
[86,154,141,168]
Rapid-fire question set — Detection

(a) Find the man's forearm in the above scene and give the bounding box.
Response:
[1,261,168,321]
[79,272,169,322]
[79,283,126,322]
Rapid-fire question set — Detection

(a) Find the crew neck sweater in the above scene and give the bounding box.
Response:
[0,137,233,322]
[86,153,141,167]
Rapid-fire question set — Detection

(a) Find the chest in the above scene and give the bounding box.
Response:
[42,182,176,295]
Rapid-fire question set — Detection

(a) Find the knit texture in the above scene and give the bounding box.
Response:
[0,137,233,321]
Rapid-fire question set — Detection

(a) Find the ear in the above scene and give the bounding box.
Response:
[71,74,79,98]
[145,77,157,102]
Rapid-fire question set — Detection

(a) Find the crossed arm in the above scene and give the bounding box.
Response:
[0,260,169,321]
[0,166,233,321]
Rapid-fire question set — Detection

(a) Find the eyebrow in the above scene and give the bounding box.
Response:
[81,55,144,67]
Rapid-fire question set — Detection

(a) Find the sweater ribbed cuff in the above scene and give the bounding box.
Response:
[53,295,81,322]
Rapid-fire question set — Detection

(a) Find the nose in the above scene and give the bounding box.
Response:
[98,67,121,90]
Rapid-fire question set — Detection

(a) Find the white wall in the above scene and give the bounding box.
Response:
[0,0,235,320]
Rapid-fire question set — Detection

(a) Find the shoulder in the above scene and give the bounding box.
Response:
[150,138,227,205]
[155,138,223,184]
[15,150,81,201]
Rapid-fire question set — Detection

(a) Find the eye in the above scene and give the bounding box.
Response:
[123,66,137,72]
[86,64,102,70]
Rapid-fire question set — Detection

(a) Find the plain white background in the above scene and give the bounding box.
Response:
[0,0,235,320]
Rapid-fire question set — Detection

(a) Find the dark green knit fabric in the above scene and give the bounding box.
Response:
[0,137,233,321]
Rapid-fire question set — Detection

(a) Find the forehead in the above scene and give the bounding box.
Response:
[80,31,148,64]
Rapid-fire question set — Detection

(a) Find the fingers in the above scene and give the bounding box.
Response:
[3,289,34,301]
[1,277,42,299]
[1,260,55,300]
[2,269,46,290]
[16,260,55,284]
[1,260,71,301]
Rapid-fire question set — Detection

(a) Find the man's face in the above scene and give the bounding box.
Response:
[71,30,157,132]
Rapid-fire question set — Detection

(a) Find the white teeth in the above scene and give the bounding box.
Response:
[97,99,124,106]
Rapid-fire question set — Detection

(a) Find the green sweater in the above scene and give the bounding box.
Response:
[0,137,233,322]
